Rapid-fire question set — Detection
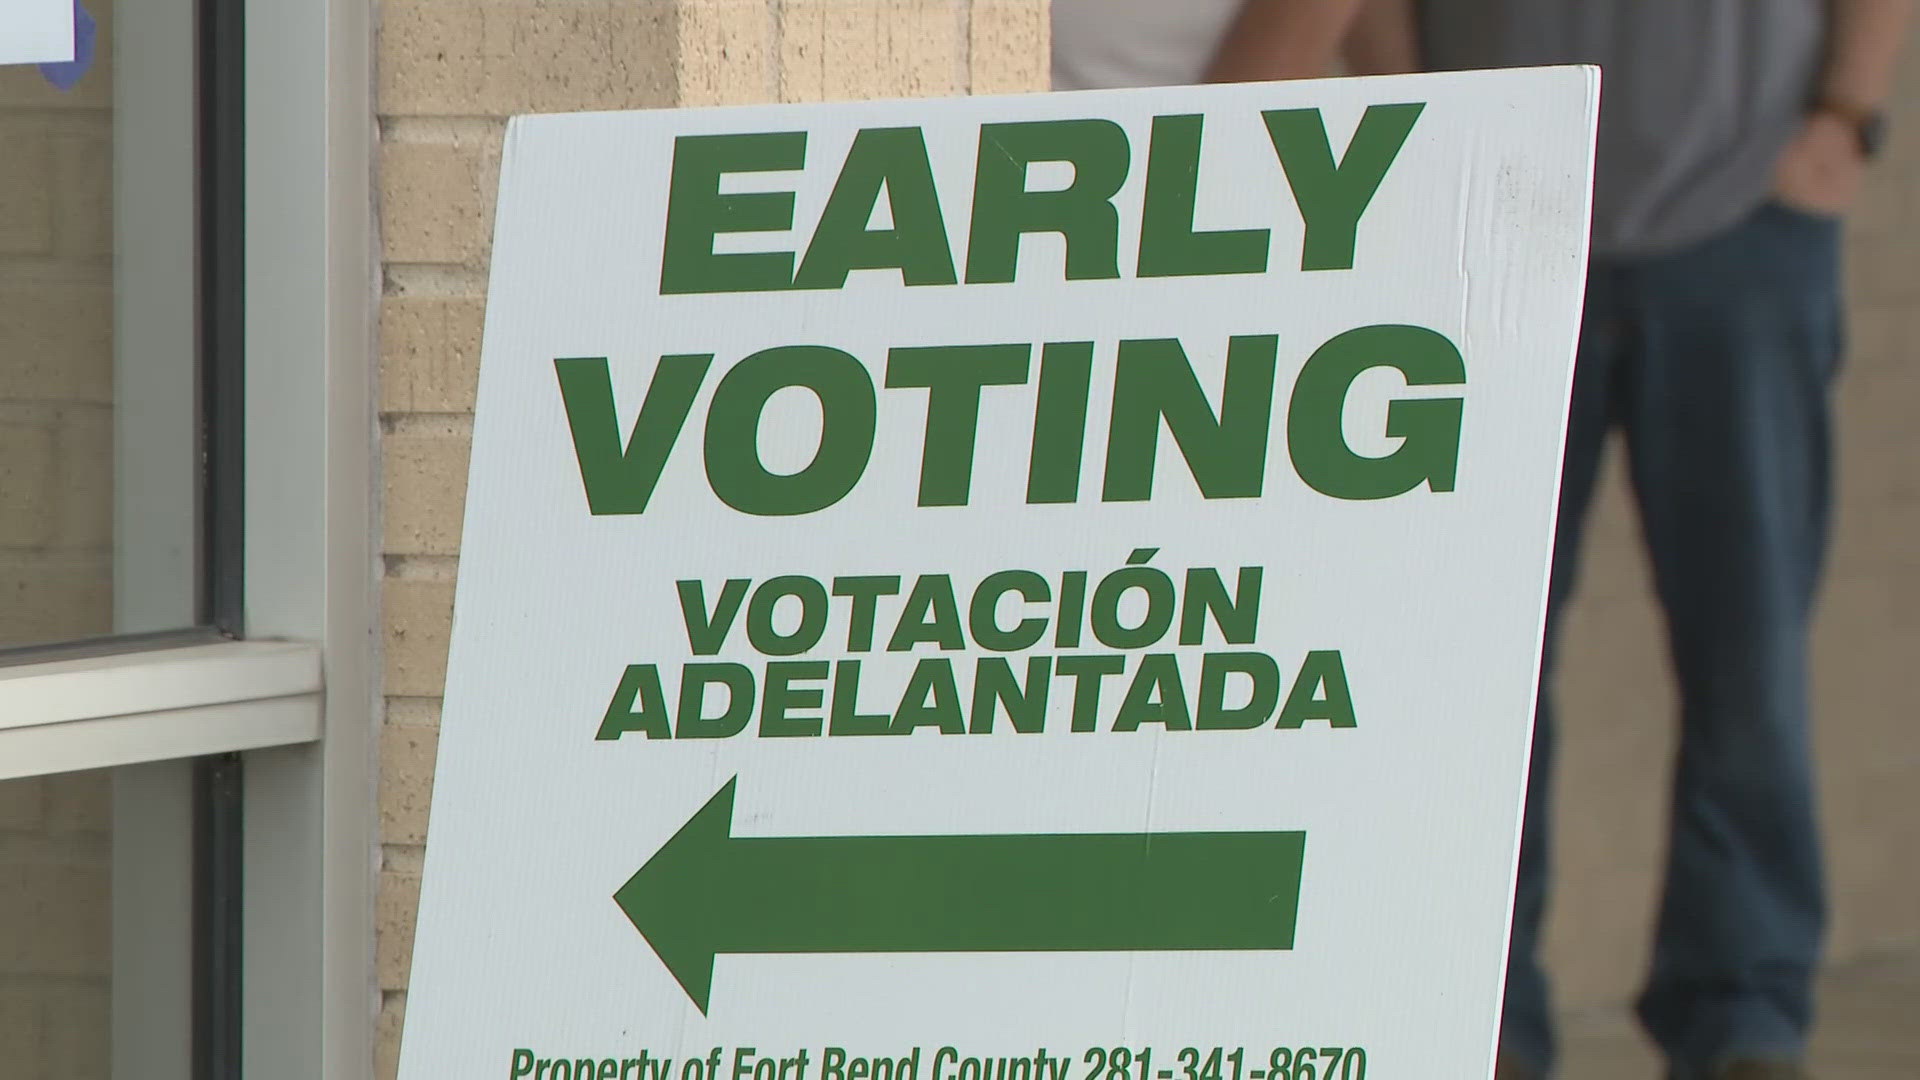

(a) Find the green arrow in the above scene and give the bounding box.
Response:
[614,778,1307,1013]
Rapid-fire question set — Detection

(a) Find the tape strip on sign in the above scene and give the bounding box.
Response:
[399,66,1599,1080]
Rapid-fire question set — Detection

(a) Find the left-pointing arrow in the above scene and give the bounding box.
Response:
[614,778,1307,1013]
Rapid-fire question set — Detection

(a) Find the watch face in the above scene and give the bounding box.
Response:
[1862,113,1890,157]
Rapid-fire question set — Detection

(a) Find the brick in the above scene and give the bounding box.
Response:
[1533,582,1676,1012]
[1554,596,1673,747]
[677,0,777,106]
[377,992,407,1080]
[1854,164,1916,230]
[1544,864,1659,1011]
[0,405,112,551]
[380,722,439,846]
[0,122,54,254]
[773,0,832,102]
[383,843,428,875]
[0,777,43,831]
[1836,368,1920,448]
[52,127,113,258]
[1815,571,1899,642]
[1557,452,1656,605]
[0,861,109,976]
[384,433,472,555]
[969,0,1050,94]
[381,298,486,414]
[0,559,111,648]
[377,871,422,991]
[867,0,969,98]
[381,138,500,267]
[384,697,444,726]
[0,274,114,402]
[0,990,42,1077]
[1840,301,1910,378]
[1838,425,1920,502]
[385,578,456,698]
[39,984,108,1078]
[50,404,112,551]
[1813,574,1920,723]
[778,0,966,103]
[1829,502,1920,571]
[1824,791,1920,957]
[0,418,59,547]
[384,699,443,722]
[1846,235,1920,305]
[378,1,674,117]
[43,770,110,835]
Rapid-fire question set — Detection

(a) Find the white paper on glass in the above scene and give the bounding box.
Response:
[0,0,74,66]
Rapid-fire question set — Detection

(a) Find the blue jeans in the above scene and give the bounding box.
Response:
[1503,202,1842,1078]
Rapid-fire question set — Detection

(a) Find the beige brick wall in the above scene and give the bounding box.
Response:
[1541,28,1920,1012]
[0,7,118,1077]
[373,3,1049,1076]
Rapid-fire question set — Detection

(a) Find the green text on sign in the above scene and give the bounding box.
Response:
[557,326,1467,517]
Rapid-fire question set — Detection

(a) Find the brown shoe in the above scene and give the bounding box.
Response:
[1706,1060,1809,1080]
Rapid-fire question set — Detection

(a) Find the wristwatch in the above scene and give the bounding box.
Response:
[1816,98,1889,159]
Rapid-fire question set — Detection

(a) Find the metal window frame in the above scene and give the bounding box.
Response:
[196,0,249,1071]
[236,0,377,1073]
[202,0,247,640]
[0,0,342,785]
[0,640,321,781]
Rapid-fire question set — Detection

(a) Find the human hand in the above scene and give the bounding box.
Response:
[1772,112,1868,217]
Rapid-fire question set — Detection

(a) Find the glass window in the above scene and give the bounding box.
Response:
[3,0,235,1074]
[0,12,119,648]
[2,0,217,652]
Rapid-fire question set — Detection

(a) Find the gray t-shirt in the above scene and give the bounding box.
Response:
[1420,0,1826,256]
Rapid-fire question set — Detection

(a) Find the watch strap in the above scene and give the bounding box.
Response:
[1816,98,1889,158]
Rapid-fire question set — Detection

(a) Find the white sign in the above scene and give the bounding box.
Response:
[1,0,73,65]
[402,68,1598,1080]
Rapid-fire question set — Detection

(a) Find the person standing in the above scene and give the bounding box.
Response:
[1051,0,1363,90]
[1342,3,1915,1079]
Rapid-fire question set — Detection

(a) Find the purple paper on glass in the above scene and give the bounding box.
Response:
[38,0,96,91]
